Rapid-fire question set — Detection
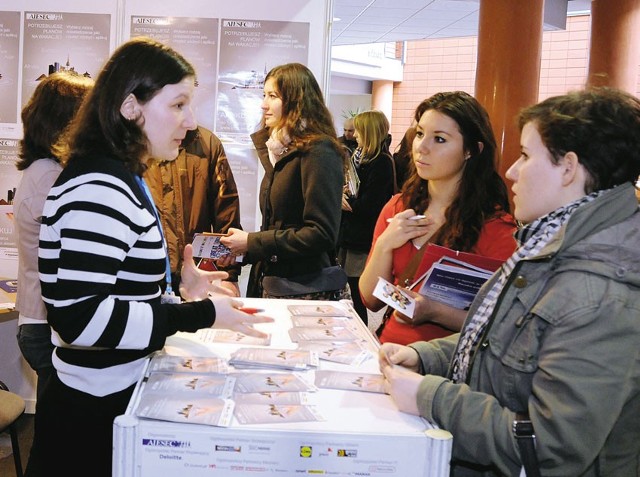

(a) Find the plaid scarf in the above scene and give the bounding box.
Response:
[450,191,604,383]
[352,147,364,168]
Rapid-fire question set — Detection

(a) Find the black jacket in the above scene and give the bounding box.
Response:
[246,128,344,285]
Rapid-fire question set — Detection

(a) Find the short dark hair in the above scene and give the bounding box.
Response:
[17,71,93,171]
[63,37,195,175]
[518,87,640,193]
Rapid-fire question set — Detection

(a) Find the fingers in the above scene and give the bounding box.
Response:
[183,243,195,263]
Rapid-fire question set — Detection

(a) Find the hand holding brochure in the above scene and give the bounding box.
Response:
[414,244,502,310]
[191,233,243,262]
[372,244,504,318]
[416,259,492,310]
[372,276,417,318]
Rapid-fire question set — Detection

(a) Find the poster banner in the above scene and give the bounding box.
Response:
[130,16,219,132]
[22,11,110,108]
[0,11,21,125]
[0,137,20,256]
[216,19,310,136]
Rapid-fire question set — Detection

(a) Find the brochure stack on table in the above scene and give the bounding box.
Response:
[113,298,453,477]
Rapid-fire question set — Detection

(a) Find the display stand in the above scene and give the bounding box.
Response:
[113,298,452,477]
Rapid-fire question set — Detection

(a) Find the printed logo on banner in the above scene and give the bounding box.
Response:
[25,13,64,20]
[215,445,241,452]
[141,439,191,448]
[222,20,262,28]
[337,449,358,457]
[299,445,312,458]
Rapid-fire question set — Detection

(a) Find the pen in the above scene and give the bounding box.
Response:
[239,307,264,315]
[386,215,426,223]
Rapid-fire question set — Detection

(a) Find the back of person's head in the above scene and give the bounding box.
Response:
[264,63,338,149]
[394,126,417,158]
[404,91,511,250]
[17,71,93,171]
[64,36,195,174]
[518,87,640,194]
[353,110,390,159]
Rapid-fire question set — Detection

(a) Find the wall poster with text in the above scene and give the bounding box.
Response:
[130,16,219,132]
[22,11,110,108]
[216,19,309,136]
[0,11,20,125]
[0,138,19,256]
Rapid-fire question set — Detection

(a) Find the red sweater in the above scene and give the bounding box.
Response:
[366,194,517,345]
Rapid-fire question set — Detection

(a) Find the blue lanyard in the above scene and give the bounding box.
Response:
[134,175,173,294]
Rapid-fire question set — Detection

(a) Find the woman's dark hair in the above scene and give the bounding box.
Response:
[401,91,511,251]
[262,62,342,156]
[61,37,195,175]
[393,126,417,190]
[518,87,640,193]
[17,71,93,171]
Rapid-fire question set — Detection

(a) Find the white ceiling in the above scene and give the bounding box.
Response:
[331,0,592,46]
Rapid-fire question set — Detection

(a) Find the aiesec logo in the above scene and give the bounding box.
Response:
[299,446,312,458]
[142,439,191,449]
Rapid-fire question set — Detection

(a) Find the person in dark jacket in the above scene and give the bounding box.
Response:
[144,125,242,296]
[339,110,395,323]
[220,63,346,300]
[338,116,358,156]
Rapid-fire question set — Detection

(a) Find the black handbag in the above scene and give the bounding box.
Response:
[261,265,348,297]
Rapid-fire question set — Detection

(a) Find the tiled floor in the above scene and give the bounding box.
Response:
[0,412,33,477]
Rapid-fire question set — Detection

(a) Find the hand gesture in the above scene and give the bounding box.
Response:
[179,244,231,301]
[379,342,421,372]
[380,360,423,416]
[377,209,434,251]
[209,296,274,339]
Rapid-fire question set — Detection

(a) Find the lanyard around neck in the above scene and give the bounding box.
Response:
[134,175,173,294]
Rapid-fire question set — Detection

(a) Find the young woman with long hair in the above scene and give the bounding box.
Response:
[221,63,347,300]
[360,91,517,344]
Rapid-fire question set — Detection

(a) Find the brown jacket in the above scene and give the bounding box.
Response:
[145,127,241,282]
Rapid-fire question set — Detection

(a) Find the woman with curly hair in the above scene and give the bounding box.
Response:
[360,91,517,344]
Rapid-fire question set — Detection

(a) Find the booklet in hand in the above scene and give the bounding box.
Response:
[411,244,503,311]
[191,233,243,262]
[372,276,417,318]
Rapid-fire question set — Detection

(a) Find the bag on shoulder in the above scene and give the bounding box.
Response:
[261,265,348,299]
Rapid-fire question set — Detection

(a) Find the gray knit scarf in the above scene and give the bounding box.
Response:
[450,190,604,383]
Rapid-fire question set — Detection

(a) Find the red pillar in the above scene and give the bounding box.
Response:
[588,0,640,92]
[475,0,544,192]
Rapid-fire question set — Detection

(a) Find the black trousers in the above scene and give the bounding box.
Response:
[33,371,135,477]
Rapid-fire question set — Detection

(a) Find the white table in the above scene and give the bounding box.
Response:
[113,298,452,477]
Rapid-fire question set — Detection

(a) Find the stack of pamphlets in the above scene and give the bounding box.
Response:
[231,372,325,424]
[229,347,319,371]
[297,340,369,366]
[314,370,386,394]
[136,353,235,426]
[195,327,272,346]
[287,304,351,317]
[147,353,229,374]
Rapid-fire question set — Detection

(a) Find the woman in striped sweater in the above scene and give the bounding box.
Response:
[35,37,271,477]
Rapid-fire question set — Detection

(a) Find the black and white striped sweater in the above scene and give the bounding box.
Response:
[39,156,214,397]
